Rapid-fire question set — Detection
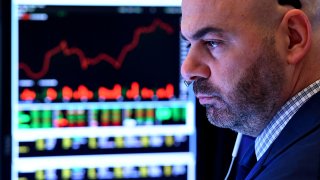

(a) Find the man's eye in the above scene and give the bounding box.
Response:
[186,43,191,49]
[206,40,223,49]
[184,42,191,52]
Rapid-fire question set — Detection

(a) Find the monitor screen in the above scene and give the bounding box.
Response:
[11,0,196,180]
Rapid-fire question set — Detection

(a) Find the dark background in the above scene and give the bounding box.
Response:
[0,0,12,180]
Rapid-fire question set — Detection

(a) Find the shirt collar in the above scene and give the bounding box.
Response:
[255,79,320,160]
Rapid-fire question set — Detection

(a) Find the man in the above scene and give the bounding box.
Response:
[180,0,320,179]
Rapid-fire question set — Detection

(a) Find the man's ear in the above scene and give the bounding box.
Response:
[280,9,311,64]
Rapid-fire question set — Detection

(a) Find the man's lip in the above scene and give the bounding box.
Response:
[197,96,213,105]
[196,93,221,105]
[196,94,219,105]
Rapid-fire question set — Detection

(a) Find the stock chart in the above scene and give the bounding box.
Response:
[12,4,195,180]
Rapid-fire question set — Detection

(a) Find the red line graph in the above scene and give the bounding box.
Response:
[19,19,174,80]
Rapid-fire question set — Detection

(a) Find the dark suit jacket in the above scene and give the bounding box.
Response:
[238,92,320,180]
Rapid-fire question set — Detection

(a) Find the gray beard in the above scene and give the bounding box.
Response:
[194,37,285,137]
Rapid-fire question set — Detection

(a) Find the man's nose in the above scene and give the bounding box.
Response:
[180,46,211,82]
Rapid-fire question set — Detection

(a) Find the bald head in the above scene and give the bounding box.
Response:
[181,0,299,37]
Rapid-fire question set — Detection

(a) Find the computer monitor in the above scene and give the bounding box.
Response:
[11,0,196,179]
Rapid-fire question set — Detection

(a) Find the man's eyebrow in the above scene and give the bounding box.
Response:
[181,27,224,41]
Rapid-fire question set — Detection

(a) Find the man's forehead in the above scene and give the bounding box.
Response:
[181,0,281,25]
[181,0,283,12]
[181,0,258,16]
[181,0,253,27]
[181,2,240,41]
[182,0,230,12]
[180,0,275,40]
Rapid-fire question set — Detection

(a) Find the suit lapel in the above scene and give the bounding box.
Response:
[244,145,269,179]
[245,92,320,179]
[237,142,256,180]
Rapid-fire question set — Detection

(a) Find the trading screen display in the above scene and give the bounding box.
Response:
[11,0,195,180]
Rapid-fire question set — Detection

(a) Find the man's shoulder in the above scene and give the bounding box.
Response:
[253,92,320,179]
[256,125,320,179]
